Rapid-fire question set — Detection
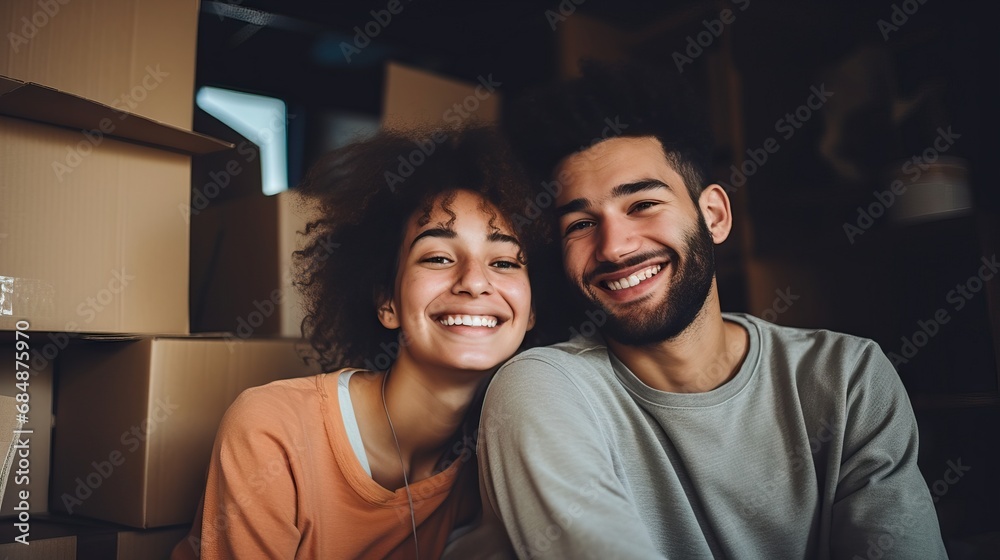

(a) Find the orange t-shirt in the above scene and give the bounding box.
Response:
[173,371,478,559]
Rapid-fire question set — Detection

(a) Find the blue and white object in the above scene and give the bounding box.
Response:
[196,86,289,195]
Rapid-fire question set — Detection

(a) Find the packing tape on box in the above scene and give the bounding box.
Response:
[0,276,55,318]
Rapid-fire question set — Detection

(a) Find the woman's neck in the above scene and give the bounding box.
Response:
[353,356,488,488]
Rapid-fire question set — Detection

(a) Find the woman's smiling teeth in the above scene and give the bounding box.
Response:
[604,264,663,291]
[439,315,499,328]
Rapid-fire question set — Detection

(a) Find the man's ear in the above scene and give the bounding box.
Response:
[698,184,733,245]
[375,291,400,329]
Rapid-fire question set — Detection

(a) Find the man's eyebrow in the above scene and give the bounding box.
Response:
[555,179,673,217]
[610,179,673,198]
[411,227,455,248]
[555,198,589,217]
[487,231,522,247]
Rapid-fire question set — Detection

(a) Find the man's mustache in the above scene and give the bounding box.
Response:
[584,249,677,284]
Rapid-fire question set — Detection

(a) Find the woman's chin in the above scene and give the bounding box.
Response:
[437,353,514,376]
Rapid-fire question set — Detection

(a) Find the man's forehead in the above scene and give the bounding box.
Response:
[554,136,678,196]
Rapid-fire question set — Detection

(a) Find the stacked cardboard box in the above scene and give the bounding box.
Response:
[0,76,225,335]
[50,336,317,528]
[0,70,235,539]
[0,1,320,553]
[0,0,214,336]
[0,0,199,129]
[0,515,189,559]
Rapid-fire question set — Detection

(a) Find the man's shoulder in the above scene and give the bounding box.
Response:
[731,312,883,362]
[730,313,894,397]
[488,336,614,402]
[511,335,608,364]
[483,338,624,442]
[501,336,611,381]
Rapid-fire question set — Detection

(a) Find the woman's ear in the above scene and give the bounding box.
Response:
[375,292,400,329]
[527,306,536,332]
[698,184,733,245]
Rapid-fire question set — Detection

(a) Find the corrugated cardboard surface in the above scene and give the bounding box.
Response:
[0,77,232,156]
[0,344,53,517]
[0,515,126,556]
[382,62,501,129]
[0,535,75,558]
[117,525,189,560]
[0,116,190,334]
[0,517,185,557]
[0,0,199,129]
[51,337,319,528]
[191,191,313,338]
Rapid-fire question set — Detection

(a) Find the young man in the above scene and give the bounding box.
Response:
[476,63,947,559]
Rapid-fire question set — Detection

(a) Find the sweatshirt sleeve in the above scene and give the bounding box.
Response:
[830,342,948,559]
[198,388,302,559]
[479,356,663,559]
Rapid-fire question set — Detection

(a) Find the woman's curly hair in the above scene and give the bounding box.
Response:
[293,125,557,371]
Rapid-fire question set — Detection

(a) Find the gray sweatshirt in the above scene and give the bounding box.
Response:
[476,313,947,559]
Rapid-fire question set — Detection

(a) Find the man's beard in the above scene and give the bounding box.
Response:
[579,213,716,346]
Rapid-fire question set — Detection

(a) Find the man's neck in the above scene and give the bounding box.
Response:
[606,299,749,393]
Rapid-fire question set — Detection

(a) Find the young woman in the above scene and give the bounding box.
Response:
[173,126,542,559]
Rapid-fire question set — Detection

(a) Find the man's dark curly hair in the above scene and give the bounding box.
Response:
[293,125,552,371]
[502,60,715,203]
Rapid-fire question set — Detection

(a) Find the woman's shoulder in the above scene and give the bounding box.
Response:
[237,373,325,405]
[219,372,339,435]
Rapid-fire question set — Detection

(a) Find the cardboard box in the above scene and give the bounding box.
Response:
[382,61,501,129]
[556,14,629,78]
[0,343,54,518]
[190,190,315,338]
[0,76,230,334]
[0,534,77,559]
[50,336,319,528]
[0,515,187,559]
[0,0,199,129]
[117,525,189,560]
[0,515,122,558]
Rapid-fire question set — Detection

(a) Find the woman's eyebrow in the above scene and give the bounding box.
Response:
[411,227,455,248]
[487,231,522,247]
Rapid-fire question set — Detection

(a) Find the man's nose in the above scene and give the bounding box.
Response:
[595,217,640,263]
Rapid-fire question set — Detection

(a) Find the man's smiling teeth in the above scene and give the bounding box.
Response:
[604,264,663,291]
[439,315,499,327]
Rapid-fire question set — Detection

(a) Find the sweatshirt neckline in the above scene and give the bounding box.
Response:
[608,313,761,409]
